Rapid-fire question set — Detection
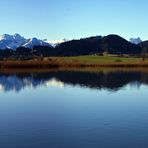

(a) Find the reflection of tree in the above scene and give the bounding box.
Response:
[0,71,148,92]
[55,71,142,91]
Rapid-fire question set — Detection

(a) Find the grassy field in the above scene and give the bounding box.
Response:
[64,55,147,64]
[0,55,148,69]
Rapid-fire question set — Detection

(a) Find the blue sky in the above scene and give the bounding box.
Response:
[0,0,148,40]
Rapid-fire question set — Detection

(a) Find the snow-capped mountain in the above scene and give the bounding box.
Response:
[0,34,26,50]
[46,39,68,47]
[23,38,50,48]
[0,34,51,50]
[129,37,142,44]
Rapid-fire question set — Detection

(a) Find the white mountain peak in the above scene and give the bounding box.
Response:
[13,33,25,40]
[0,34,13,40]
[0,34,51,50]
[47,39,68,47]
[129,37,142,44]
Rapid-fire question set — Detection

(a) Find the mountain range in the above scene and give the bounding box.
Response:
[0,34,147,57]
[0,34,51,50]
[0,33,144,50]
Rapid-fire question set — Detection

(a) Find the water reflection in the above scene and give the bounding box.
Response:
[0,70,148,92]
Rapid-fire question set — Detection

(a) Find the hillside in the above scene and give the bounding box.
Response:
[139,41,148,49]
[55,35,141,56]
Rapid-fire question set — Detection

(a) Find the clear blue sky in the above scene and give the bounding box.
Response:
[0,0,148,40]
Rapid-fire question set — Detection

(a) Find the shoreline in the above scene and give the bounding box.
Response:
[1,60,148,69]
[0,56,148,69]
[1,67,148,75]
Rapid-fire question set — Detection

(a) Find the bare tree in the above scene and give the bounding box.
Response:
[142,47,147,61]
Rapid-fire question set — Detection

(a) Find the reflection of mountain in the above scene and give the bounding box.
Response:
[0,70,148,92]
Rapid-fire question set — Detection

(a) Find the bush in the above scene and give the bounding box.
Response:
[115,59,122,62]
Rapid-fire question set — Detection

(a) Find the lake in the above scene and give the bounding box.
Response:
[0,69,148,148]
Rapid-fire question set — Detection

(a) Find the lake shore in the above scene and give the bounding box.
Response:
[0,56,148,69]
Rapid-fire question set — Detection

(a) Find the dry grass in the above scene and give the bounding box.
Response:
[1,56,148,69]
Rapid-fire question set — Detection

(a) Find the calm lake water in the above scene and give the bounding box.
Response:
[0,69,148,148]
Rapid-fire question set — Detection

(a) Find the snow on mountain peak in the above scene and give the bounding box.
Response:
[13,33,25,41]
[0,34,13,40]
[23,37,50,48]
[47,39,68,47]
[0,34,51,50]
[129,37,142,44]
